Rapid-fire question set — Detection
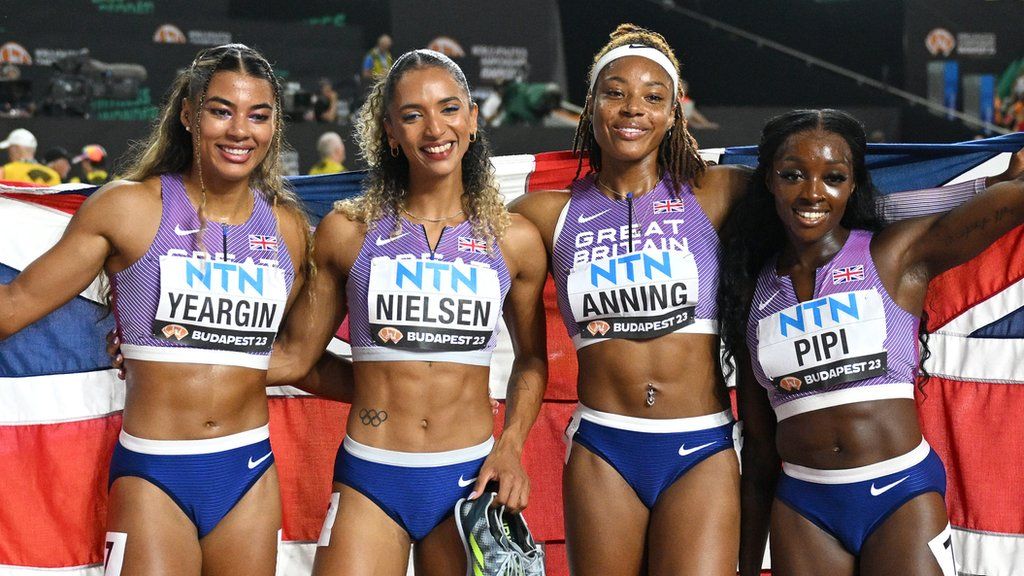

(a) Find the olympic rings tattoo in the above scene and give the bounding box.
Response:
[359,408,389,427]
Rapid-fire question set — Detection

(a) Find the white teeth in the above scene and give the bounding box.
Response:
[424,142,453,154]
[618,128,644,135]
[222,147,252,156]
[796,210,827,221]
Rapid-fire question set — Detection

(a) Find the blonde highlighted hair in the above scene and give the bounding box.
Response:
[337,49,509,246]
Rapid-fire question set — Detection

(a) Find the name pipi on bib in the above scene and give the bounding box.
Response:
[757,289,888,394]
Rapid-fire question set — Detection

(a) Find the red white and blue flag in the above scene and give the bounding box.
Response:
[248,234,279,251]
[2,135,1023,576]
[831,264,865,285]
[457,236,488,254]
[653,198,685,214]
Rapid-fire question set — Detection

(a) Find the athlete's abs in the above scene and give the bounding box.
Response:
[122,360,270,440]
[576,332,730,418]
[776,398,923,469]
[346,361,494,452]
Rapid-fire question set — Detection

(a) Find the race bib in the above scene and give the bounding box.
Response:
[567,248,697,339]
[153,256,288,353]
[757,289,888,393]
[367,256,501,351]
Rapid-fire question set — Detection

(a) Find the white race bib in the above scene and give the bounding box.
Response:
[367,256,501,351]
[567,248,698,339]
[153,256,287,353]
[757,289,888,393]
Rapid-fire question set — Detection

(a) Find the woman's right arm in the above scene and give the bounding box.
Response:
[736,345,781,576]
[267,210,359,402]
[0,183,133,339]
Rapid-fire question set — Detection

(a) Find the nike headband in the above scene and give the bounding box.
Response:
[588,44,679,97]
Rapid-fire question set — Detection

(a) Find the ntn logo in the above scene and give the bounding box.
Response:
[779,293,859,337]
[590,251,672,286]
[185,260,264,293]
[395,260,479,293]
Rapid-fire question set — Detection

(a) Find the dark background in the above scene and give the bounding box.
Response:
[1,0,1020,174]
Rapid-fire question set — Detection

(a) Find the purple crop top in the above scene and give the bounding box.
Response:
[550,173,721,349]
[345,211,512,367]
[746,229,920,421]
[112,173,294,370]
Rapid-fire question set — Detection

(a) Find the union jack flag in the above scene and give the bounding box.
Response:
[653,199,684,214]
[458,236,487,254]
[248,234,278,251]
[831,264,864,285]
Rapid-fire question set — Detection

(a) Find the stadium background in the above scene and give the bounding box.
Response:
[2,1,1024,575]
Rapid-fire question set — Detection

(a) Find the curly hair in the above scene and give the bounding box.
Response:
[572,24,707,193]
[121,44,312,271]
[716,109,935,383]
[337,49,509,247]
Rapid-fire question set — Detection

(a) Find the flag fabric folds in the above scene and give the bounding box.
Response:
[1,134,1023,576]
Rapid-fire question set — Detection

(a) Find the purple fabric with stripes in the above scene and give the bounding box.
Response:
[746,229,920,411]
[550,173,721,340]
[346,211,512,353]
[111,173,294,359]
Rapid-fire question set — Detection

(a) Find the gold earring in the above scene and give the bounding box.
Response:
[469,132,477,142]
[390,145,400,158]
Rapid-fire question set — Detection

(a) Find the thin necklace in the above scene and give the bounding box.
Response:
[596,175,658,200]
[401,206,465,223]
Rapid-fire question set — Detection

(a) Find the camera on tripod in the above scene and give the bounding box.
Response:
[43,50,147,117]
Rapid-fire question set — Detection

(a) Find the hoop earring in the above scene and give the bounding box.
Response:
[469,132,477,143]
[390,145,400,158]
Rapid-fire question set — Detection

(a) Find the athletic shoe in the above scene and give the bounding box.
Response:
[456,492,546,576]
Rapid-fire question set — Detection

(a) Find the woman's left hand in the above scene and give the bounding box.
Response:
[471,439,530,513]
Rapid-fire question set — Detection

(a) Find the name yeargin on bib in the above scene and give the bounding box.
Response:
[367,256,501,351]
[757,289,888,393]
[152,256,288,353]
[567,248,698,339]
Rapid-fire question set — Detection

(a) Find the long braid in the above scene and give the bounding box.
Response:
[573,24,707,192]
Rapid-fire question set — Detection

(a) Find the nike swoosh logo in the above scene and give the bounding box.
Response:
[375,233,410,246]
[678,442,715,457]
[458,475,477,488]
[870,475,910,496]
[577,209,611,225]
[247,452,273,470]
[757,290,781,311]
[174,224,201,236]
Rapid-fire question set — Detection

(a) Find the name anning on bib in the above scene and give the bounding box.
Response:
[568,249,698,340]
[572,219,687,267]
[153,256,289,353]
[757,289,888,393]
[368,256,501,352]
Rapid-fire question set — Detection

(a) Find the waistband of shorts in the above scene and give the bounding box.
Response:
[574,403,734,433]
[343,435,495,468]
[118,424,270,455]
[773,383,916,421]
[781,438,930,484]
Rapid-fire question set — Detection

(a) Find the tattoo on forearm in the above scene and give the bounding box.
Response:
[359,408,388,427]
[949,206,1013,241]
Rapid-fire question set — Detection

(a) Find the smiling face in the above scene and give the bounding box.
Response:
[181,70,275,187]
[590,55,675,165]
[383,65,478,181]
[769,129,856,247]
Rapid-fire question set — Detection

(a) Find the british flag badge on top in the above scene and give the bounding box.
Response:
[248,234,279,251]
[458,236,487,254]
[832,264,865,285]
[653,199,684,214]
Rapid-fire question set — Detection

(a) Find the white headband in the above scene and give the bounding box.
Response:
[588,44,679,96]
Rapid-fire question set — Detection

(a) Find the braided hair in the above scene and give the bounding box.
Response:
[572,24,706,192]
